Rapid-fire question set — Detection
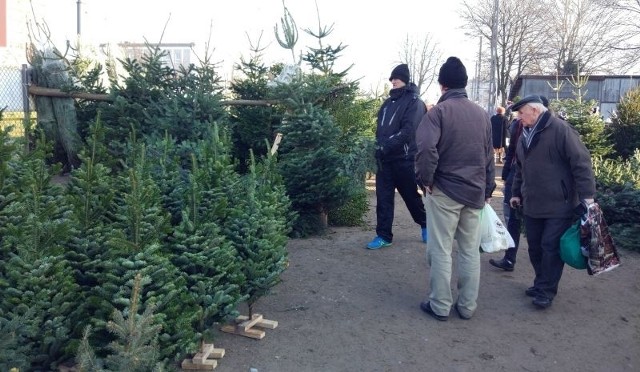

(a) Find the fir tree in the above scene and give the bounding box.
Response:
[96,144,192,363]
[64,116,116,340]
[277,101,351,235]
[169,152,245,343]
[0,308,36,371]
[607,85,640,160]
[229,40,283,172]
[226,151,291,315]
[76,273,165,372]
[0,133,80,369]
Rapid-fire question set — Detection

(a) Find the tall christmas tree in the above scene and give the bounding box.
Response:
[225,150,291,315]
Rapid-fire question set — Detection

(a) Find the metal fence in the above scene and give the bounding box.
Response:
[0,64,33,136]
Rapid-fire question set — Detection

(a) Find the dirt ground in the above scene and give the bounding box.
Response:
[211,165,640,372]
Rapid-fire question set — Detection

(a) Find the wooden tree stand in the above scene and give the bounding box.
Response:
[181,343,225,370]
[220,314,278,340]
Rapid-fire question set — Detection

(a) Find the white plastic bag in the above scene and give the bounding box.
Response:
[479,204,515,253]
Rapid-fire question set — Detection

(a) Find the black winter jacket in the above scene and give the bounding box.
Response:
[512,111,596,218]
[376,83,425,162]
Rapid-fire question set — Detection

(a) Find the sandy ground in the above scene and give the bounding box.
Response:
[209,165,640,372]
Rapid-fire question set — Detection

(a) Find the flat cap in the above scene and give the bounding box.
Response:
[510,95,543,111]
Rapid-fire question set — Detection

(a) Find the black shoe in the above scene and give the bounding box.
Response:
[420,301,448,321]
[532,296,553,309]
[454,303,472,320]
[525,286,540,297]
[489,258,514,271]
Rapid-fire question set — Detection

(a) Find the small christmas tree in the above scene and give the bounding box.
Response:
[76,273,164,372]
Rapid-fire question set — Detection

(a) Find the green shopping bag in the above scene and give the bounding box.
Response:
[560,221,587,270]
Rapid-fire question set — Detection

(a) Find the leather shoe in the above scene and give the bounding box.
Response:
[489,258,514,271]
[420,301,448,321]
[454,303,472,320]
[532,296,553,309]
[525,286,540,297]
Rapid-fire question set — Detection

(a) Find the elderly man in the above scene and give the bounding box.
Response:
[415,57,495,321]
[510,95,596,309]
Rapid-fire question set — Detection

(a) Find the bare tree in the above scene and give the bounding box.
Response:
[594,0,640,71]
[543,0,628,74]
[461,0,547,106]
[397,34,442,98]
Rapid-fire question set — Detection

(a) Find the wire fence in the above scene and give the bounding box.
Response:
[0,64,34,136]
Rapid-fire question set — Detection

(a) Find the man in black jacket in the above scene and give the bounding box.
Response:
[510,95,596,309]
[367,63,427,249]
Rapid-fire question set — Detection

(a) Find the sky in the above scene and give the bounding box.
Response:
[20,0,478,101]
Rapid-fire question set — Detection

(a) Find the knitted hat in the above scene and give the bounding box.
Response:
[389,64,410,84]
[437,57,468,89]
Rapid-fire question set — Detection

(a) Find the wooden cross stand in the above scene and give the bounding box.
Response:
[221,314,278,340]
[181,343,225,370]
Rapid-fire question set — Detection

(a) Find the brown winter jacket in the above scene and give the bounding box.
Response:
[415,89,495,209]
[512,111,596,218]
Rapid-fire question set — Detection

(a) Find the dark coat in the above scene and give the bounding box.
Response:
[490,113,509,149]
[375,83,425,162]
[512,111,596,218]
[415,89,496,209]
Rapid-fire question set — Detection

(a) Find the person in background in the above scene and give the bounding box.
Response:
[367,63,427,249]
[510,95,596,309]
[415,57,495,320]
[491,106,509,163]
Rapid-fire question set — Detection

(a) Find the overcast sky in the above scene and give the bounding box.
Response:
[24,0,477,101]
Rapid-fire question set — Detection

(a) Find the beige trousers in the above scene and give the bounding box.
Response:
[425,186,483,318]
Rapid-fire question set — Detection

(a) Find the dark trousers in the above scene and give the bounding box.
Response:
[502,170,521,263]
[375,159,426,242]
[524,216,573,300]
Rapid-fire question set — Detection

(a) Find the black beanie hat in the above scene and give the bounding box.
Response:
[438,57,468,89]
[389,64,410,84]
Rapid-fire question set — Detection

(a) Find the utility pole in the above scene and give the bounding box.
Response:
[475,36,482,102]
[487,0,498,112]
[77,0,82,36]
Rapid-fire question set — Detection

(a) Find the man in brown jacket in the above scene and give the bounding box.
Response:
[414,57,495,321]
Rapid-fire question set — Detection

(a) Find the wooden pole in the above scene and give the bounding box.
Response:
[27,85,278,106]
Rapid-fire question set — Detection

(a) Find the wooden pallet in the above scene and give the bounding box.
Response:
[181,343,225,370]
[220,313,278,340]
